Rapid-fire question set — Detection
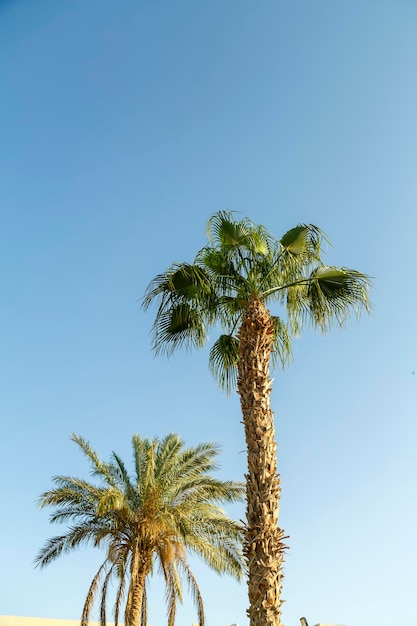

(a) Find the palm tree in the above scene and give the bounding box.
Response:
[142,211,372,626]
[36,432,245,626]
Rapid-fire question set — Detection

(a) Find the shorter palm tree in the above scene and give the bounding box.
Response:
[36,432,245,626]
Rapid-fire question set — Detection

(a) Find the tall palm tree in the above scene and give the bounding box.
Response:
[142,211,371,626]
[36,432,245,626]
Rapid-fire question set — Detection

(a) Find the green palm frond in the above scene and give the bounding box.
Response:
[110,452,138,506]
[35,518,114,568]
[143,263,213,310]
[209,334,239,394]
[152,302,208,355]
[196,246,234,276]
[270,316,293,369]
[196,246,242,298]
[276,224,325,288]
[250,223,276,256]
[306,266,372,330]
[184,478,245,504]
[279,223,324,259]
[153,433,184,485]
[207,210,275,258]
[96,487,126,517]
[132,434,152,489]
[166,442,221,496]
[206,210,250,248]
[35,533,71,568]
[47,506,97,525]
[183,517,244,578]
[215,295,246,322]
[71,434,118,487]
[38,477,103,508]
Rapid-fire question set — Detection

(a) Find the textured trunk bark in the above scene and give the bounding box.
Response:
[237,298,287,626]
[125,548,151,626]
[125,578,145,626]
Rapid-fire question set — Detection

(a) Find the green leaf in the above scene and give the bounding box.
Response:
[279,224,324,258]
[209,334,239,394]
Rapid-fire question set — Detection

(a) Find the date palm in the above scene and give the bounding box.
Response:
[36,432,245,626]
[142,211,371,626]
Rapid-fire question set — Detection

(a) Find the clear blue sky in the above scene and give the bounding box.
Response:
[1,1,416,625]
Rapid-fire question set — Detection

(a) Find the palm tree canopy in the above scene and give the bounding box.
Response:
[143,211,372,391]
[36,432,245,626]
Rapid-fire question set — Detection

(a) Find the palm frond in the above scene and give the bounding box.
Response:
[206,210,249,248]
[270,316,293,369]
[114,563,127,626]
[132,434,152,489]
[47,506,97,525]
[152,302,208,355]
[279,223,325,259]
[71,434,118,487]
[96,487,126,517]
[277,224,327,288]
[110,452,138,507]
[182,517,245,579]
[81,562,107,626]
[142,263,213,310]
[153,433,184,488]
[176,557,205,626]
[306,266,372,330]
[99,566,113,626]
[38,477,103,509]
[209,334,239,394]
[161,561,181,626]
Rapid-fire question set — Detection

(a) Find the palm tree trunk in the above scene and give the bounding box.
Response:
[125,549,150,626]
[237,298,287,626]
[125,578,144,626]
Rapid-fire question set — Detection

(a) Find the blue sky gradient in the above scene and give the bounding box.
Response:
[1,2,417,625]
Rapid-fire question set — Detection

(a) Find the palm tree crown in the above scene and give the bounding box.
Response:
[142,211,371,626]
[143,211,371,391]
[36,432,245,626]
